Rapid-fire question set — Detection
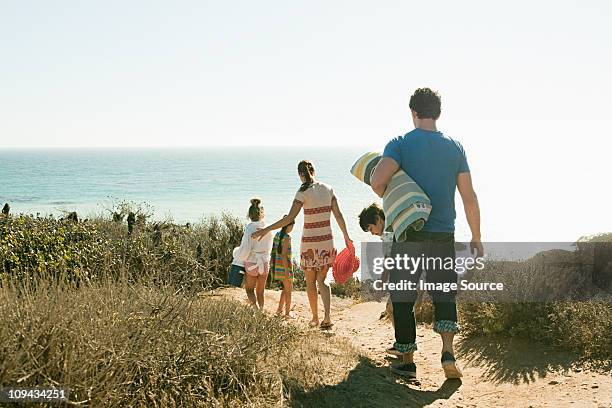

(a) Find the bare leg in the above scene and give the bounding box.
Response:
[283,277,293,315]
[255,273,267,310]
[244,275,258,309]
[440,331,462,378]
[401,352,414,364]
[441,332,455,355]
[317,266,331,325]
[276,289,285,315]
[305,268,319,326]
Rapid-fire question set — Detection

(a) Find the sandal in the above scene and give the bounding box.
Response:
[441,351,463,379]
[320,321,334,330]
[386,346,404,356]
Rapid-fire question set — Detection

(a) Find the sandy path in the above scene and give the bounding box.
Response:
[221,288,611,408]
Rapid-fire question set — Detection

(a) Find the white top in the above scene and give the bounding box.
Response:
[232,220,273,270]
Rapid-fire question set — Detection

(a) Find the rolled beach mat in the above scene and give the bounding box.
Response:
[350,151,381,186]
[350,151,432,241]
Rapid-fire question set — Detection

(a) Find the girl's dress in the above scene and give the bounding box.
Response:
[293,181,337,270]
[270,231,292,282]
[232,220,273,276]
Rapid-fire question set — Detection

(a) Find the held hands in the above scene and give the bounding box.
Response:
[252,228,268,241]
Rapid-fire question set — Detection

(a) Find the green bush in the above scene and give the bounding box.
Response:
[0,211,243,291]
[331,277,362,299]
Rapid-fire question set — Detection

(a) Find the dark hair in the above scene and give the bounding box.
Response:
[409,88,441,120]
[276,215,295,256]
[358,203,385,232]
[298,160,315,192]
[248,198,263,221]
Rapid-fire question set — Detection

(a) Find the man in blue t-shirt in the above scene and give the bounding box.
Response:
[371,88,483,380]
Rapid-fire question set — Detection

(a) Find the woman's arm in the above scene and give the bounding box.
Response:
[331,196,351,244]
[252,200,302,240]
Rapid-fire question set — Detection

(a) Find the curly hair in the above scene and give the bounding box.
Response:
[409,88,441,120]
[358,203,385,232]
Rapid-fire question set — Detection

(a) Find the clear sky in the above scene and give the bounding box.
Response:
[1,1,612,239]
[1,0,611,148]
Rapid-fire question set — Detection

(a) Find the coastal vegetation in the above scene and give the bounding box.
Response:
[0,206,357,406]
[0,206,609,405]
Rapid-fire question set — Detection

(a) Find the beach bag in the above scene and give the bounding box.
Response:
[350,151,432,242]
[332,241,360,284]
[228,264,245,287]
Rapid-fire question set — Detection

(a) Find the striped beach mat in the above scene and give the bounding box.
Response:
[350,151,432,242]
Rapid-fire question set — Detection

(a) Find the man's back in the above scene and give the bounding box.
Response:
[383,128,469,233]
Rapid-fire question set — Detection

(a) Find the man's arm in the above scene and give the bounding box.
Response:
[457,172,483,257]
[370,158,399,198]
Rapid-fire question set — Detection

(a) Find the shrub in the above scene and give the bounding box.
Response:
[331,277,362,299]
[0,275,347,406]
[458,301,612,359]
[0,211,243,291]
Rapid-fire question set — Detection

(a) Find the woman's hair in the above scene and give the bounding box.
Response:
[248,198,264,221]
[298,160,315,192]
[358,203,385,232]
[277,215,295,256]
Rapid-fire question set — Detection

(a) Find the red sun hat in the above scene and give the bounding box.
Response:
[332,241,360,284]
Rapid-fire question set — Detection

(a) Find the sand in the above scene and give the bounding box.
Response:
[221,287,611,408]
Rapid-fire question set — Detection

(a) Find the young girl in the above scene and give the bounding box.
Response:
[232,198,273,310]
[271,217,295,318]
[253,160,352,329]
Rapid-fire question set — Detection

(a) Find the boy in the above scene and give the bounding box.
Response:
[358,203,403,356]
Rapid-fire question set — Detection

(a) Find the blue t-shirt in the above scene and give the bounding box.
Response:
[383,128,470,233]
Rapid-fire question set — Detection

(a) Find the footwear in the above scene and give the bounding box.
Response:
[386,346,404,357]
[320,321,334,330]
[441,351,463,379]
[390,362,417,379]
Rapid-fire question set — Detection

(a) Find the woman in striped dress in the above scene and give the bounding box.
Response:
[253,160,352,328]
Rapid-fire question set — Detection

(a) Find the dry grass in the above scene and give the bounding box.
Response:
[456,242,612,359]
[0,210,362,406]
[0,273,359,407]
[2,209,609,406]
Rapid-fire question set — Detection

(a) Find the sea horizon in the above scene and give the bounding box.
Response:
[1,146,609,245]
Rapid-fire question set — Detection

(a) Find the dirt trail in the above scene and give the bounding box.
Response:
[221,288,611,408]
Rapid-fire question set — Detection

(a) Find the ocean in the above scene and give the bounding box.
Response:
[0,147,396,251]
[1,146,609,254]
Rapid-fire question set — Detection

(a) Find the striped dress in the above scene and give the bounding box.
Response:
[271,231,292,281]
[294,182,337,270]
